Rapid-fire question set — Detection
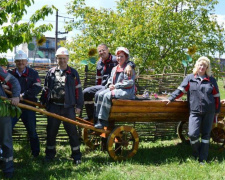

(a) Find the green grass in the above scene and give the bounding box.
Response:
[1,79,225,179]
[2,139,225,180]
[218,79,225,99]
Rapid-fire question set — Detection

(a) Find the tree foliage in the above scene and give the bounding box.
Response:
[65,0,225,75]
[0,0,54,53]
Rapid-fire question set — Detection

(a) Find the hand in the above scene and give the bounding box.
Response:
[109,84,115,91]
[11,97,20,106]
[75,108,81,114]
[162,99,171,105]
[2,84,10,89]
[20,94,24,101]
[124,65,133,77]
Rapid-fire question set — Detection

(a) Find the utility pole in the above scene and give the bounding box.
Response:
[55,9,73,63]
[55,9,58,63]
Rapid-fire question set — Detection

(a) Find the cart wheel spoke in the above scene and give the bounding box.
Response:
[177,121,189,144]
[107,126,139,161]
[82,128,102,150]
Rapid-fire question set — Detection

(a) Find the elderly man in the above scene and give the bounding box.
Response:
[40,47,83,164]
[8,50,42,158]
[83,43,135,122]
[0,66,20,178]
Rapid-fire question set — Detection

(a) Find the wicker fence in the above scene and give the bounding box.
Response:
[11,64,185,142]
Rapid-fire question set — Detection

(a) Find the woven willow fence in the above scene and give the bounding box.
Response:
[11,64,185,142]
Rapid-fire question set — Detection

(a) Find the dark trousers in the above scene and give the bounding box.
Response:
[45,103,81,160]
[0,117,14,174]
[188,112,215,161]
[12,109,40,157]
[83,85,105,119]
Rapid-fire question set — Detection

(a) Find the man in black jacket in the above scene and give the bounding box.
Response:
[8,50,42,158]
[83,44,135,121]
[40,47,83,164]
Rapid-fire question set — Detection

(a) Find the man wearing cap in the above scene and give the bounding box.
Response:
[83,44,135,122]
[0,65,20,178]
[94,47,136,129]
[8,50,42,158]
[40,47,83,164]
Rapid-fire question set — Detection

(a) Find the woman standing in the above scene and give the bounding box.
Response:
[166,56,220,163]
[94,47,136,129]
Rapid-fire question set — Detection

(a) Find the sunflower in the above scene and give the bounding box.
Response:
[88,48,97,57]
[187,45,197,56]
[36,36,46,46]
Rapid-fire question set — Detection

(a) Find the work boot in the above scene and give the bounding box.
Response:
[190,140,200,160]
[94,119,108,129]
[72,152,82,165]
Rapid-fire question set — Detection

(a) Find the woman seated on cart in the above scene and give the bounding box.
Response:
[94,47,136,129]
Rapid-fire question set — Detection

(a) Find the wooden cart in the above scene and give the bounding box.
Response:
[3,95,225,161]
[82,98,225,161]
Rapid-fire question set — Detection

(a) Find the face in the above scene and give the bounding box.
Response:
[15,59,27,71]
[197,61,208,75]
[97,45,109,61]
[116,51,127,66]
[57,55,69,70]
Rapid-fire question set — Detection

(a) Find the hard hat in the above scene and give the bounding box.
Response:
[55,47,69,57]
[115,47,129,56]
[14,50,28,60]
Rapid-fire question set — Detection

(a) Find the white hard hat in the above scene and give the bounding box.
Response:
[55,47,69,57]
[14,50,28,60]
[115,47,129,56]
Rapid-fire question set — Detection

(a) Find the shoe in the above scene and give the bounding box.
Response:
[83,116,94,121]
[32,153,39,158]
[4,172,13,179]
[83,116,90,121]
[44,156,54,163]
[94,120,103,129]
[74,159,82,165]
[94,119,108,129]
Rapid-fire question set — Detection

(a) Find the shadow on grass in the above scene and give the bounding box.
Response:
[130,141,225,165]
[10,140,225,179]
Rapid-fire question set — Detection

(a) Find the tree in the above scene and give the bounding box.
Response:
[0,0,54,53]
[65,0,225,75]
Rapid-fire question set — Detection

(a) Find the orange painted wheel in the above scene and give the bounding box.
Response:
[211,123,225,144]
[82,128,102,150]
[107,126,139,161]
[177,121,189,144]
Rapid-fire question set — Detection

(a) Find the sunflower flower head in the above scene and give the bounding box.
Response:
[36,36,46,46]
[187,45,197,56]
[88,48,97,57]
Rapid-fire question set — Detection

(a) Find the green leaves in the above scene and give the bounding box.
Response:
[0,98,22,118]
[0,0,54,53]
[0,57,8,66]
[64,0,225,76]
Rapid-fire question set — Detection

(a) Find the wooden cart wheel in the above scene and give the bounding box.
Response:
[82,128,102,150]
[107,126,139,161]
[177,121,189,144]
[211,123,225,144]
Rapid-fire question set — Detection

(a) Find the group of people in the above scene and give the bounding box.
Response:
[0,42,222,178]
[0,44,136,178]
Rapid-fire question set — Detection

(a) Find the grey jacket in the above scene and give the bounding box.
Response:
[169,74,220,114]
[105,63,136,100]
